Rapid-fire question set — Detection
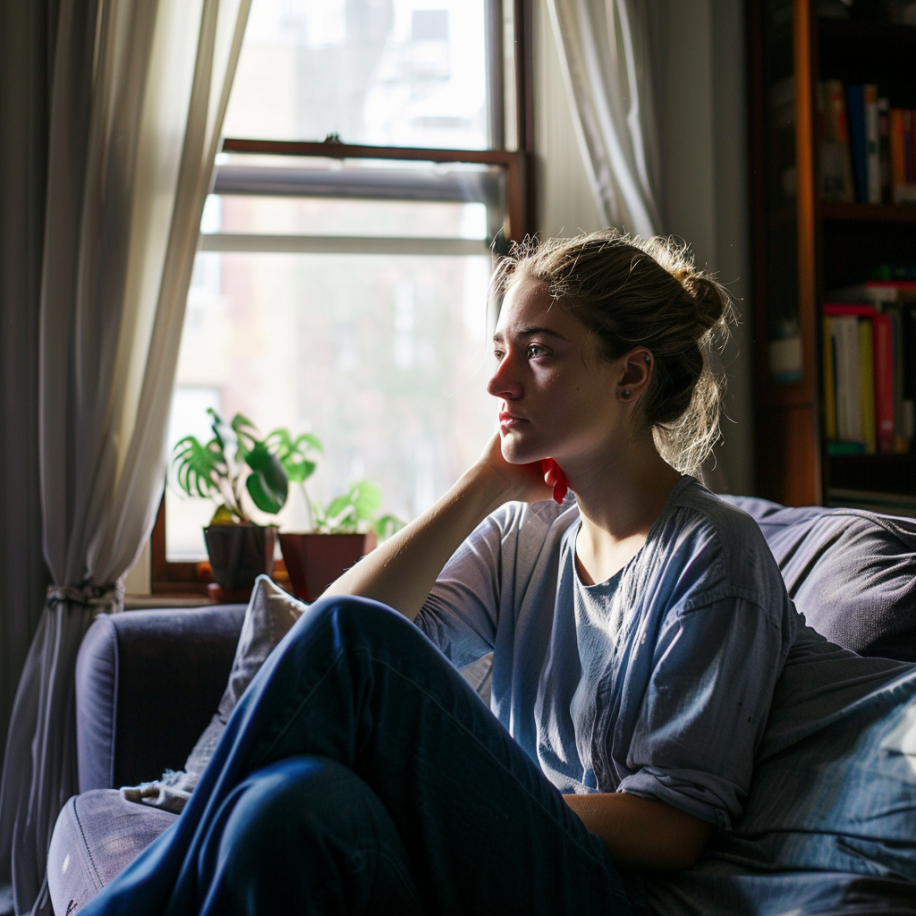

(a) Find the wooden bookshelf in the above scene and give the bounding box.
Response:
[747,1,916,508]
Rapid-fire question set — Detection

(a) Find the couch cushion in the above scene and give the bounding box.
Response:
[76,603,247,792]
[47,790,176,915]
[723,496,916,662]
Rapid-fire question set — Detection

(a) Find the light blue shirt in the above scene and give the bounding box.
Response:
[416,477,916,913]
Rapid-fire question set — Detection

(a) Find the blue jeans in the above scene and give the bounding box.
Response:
[81,597,647,915]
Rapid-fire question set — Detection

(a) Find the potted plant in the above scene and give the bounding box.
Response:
[269,431,403,600]
[172,409,289,592]
[172,413,403,600]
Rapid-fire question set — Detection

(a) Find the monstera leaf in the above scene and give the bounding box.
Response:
[245,441,289,515]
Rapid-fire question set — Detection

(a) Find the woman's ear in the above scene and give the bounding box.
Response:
[617,348,653,402]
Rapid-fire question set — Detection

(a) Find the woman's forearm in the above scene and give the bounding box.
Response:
[563,792,712,871]
[321,463,510,620]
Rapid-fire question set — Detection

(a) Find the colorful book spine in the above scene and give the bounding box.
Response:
[873,311,895,454]
[890,306,908,451]
[865,85,881,204]
[834,314,862,443]
[859,317,876,453]
[846,85,868,203]
[879,97,892,204]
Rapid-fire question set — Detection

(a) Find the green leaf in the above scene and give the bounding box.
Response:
[267,429,322,483]
[325,493,354,523]
[171,435,225,499]
[284,459,316,485]
[207,408,228,453]
[245,442,289,515]
[351,480,383,519]
[231,413,261,460]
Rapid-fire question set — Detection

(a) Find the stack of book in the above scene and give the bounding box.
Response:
[823,280,916,455]
[819,79,916,206]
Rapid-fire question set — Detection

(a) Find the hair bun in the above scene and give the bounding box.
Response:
[683,273,726,331]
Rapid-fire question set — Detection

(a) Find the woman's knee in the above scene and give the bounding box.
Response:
[300,593,426,656]
[207,756,422,913]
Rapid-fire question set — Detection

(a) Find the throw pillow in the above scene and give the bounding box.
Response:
[184,574,308,775]
[121,575,306,813]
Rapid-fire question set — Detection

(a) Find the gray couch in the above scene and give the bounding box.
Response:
[47,496,916,914]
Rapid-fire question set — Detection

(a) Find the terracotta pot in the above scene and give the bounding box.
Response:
[279,531,377,601]
[204,524,278,591]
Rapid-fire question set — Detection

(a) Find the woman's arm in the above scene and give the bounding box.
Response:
[322,435,552,620]
[563,793,712,870]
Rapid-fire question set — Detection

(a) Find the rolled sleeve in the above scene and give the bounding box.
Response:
[414,514,503,668]
[620,597,789,829]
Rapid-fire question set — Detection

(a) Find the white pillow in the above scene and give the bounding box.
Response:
[184,575,307,775]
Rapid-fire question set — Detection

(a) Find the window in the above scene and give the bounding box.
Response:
[152,0,532,592]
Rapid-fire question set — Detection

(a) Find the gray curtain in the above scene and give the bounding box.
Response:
[0,0,56,852]
[546,0,664,236]
[0,1,252,913]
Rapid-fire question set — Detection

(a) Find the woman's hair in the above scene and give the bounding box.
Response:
[491,229,734,474]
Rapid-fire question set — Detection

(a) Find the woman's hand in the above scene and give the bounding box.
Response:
[475,433,558,504]
[323,433,568,618]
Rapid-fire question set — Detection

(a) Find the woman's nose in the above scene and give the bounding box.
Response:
[487,354,522,400]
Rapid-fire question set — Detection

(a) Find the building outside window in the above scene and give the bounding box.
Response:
[155,0,531,587]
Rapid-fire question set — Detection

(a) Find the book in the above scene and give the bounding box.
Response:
[820,80,855,202]
[832,314,862,443]
[859,317,876,453]
[879,97,892,204]
[865,85,881,204]
[824,304,883,453]
[846,84,869,203]
[873,311,895,454]
[889,306,912,452]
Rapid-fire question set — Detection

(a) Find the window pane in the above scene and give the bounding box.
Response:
[222,0,492,151]
[205,195,488,240]
[166,250,496,561]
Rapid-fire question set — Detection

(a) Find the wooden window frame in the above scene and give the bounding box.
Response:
[151,1,534,595]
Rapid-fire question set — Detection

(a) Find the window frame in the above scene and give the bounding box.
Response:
[151,1,534,596]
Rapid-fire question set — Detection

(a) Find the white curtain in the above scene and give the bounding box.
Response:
[546,0,663,237]
[0,0,251,911]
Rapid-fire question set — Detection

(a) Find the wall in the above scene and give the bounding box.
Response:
[532,0,754,495]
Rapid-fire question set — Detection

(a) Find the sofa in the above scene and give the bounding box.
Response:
[46,495,916,914]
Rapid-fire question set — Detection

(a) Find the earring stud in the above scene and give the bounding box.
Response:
[621,390,632,400]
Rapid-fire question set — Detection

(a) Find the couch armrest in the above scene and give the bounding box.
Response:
[75,604,246,793]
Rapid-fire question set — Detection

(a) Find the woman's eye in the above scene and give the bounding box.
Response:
[527,345,547,358]
[493,349,505,362]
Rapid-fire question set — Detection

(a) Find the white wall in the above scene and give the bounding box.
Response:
[532,0,755,495]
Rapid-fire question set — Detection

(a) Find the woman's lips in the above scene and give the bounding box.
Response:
[498,411,527,429]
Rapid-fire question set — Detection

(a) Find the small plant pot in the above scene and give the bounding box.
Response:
[204,524,278,591]
[279,532,377,601]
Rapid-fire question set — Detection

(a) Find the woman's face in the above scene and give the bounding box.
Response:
[487,277,630,468]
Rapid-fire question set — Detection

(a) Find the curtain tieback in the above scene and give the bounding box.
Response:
[46,577,125,613]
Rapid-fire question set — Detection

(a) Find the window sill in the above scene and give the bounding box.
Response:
[125,594,212,610]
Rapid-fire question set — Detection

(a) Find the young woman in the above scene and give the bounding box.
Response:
[83,232,916,915]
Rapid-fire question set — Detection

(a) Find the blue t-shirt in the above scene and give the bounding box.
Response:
[415,476,916,911]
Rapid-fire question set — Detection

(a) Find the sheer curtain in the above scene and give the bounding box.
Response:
[545,0,663,237]
[0,0,251,912]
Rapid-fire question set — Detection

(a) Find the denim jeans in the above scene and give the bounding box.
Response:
[80,596,647,915]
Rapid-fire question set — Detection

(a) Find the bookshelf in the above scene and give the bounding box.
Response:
[747,0,916,509]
